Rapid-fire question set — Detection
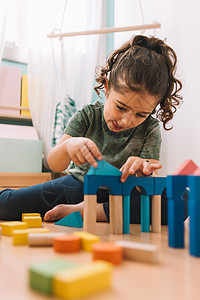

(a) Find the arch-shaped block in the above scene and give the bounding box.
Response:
[84,175,122,195]
[122,176,154,196]
[154,177,166,195]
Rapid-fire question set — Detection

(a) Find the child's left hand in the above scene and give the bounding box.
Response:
[119,156,162,182]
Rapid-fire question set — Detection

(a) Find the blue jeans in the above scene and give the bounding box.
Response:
[0,174,170,223]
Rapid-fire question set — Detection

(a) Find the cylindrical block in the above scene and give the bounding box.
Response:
[92,242,122,264]
[53,235,80,253]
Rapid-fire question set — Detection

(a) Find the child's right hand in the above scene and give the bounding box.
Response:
[65,137,103,168]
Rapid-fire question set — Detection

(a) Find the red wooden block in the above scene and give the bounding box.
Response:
[173,159,198,175]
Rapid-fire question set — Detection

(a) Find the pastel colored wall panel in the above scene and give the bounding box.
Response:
[0,65,21,115]
[0,138,43,172]
[0,124,39,140]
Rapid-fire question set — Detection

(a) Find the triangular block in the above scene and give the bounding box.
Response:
[55,212,83,228]
[88,159,122,176]
[173,159,198,175]
[193,167,200,175]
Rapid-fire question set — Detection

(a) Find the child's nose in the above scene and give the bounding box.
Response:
[121,117,131,127]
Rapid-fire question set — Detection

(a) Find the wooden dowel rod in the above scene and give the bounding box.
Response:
[47,23,161,39]
[0,105,30,111]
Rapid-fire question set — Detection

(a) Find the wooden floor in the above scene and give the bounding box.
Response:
[0,222,199,300]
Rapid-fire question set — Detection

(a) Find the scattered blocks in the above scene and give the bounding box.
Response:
[22,215,42,228]
[73,231,100,252]
[0,221,27,236]
[53,235,81,253]
[28,232,67,247]
[29,259,77,295]
[53,261,112,299]
[92,242,122,265]
[12,228,49,245]
[55,212,83,228]
[116,240,158,264]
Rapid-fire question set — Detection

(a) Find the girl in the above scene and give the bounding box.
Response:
[0,35,182,223]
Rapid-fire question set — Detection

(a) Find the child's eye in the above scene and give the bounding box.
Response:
[116,105,126,111]
[136,113,146,118]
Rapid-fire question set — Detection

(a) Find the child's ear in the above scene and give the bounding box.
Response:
[104,78,109,94]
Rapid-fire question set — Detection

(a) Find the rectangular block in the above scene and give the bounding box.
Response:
[53,261,112,299]
[0,138,43,172]
[29,259,76,295]
[13,228,49,245]
[73,232,100,252]
[28,232,67,247]
[23,216,42,228]
[0,65,21,115]
[22,213,41,221]
[0,221,27,236]
[116,240,158,264]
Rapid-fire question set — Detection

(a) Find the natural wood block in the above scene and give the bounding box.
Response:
[28,232,67,247]
[151,195,161,233]
[109,195,123,235]
[83,195,97,234]
[116,240,158,264]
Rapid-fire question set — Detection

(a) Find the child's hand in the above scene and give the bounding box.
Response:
[120,156,162,182]
[65,137,103,168]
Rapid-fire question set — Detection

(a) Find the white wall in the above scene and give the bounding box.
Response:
[115,0,200,175]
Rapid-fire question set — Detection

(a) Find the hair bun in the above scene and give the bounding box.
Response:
[131,35,162,55]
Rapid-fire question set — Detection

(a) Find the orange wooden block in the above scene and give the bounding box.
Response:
[53,234,81,253]
[92,242,122,265]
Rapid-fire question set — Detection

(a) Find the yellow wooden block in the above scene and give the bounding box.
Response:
[22,213,41,221]
[13,228,49,245]
[23,216,42,228]
[0,221,27,236]
[73,232,100,252]
[53,261,112,299]
[21,74,31,116]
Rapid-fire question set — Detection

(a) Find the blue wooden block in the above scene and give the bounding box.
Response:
[123,195,130,234]
[84,174,122,195]
[188,175,200,256]
[167,175,186,248]
[55,212,83,228]
[154,177,167,195]
[141,195,150,232]
[122,176,154,196]
[87,159,122,176]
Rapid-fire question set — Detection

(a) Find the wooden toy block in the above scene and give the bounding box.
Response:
[116,240,158,264]
[173,159,198,175]
[12,228,49,245]
[53,261,112,299]
[29,259,77,295]
[73,231,100,252]
[28,232,67,247]
[141,195,150,232]
[53,235,81,253]
[55,211,83,228]
[92,242,122,265]
[193,167,200,175]
[83,194,97,234]
[0,221,27,236]
[22,216,42,228]
[87,159,122,176]
[109,195,123,234]
[22,213,41,221]
[151,195,161,233]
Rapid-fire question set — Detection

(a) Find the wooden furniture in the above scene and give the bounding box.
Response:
[0,172,52,190]
[0,222,198,300]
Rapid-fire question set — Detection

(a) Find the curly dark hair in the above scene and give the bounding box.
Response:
[94,35,182,130]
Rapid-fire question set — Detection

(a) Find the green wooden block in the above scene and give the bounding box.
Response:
[29,259,77,295]
[0,138,43,172]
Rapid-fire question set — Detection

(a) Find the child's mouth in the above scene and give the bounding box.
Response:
[112,121,123,131]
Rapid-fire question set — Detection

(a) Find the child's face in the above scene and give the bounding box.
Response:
[104,88,158,132]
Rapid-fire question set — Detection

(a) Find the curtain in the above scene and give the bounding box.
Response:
[27,0,105,166]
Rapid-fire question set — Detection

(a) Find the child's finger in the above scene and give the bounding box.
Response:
[86,140,103,161]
